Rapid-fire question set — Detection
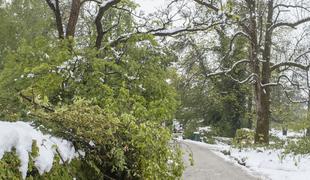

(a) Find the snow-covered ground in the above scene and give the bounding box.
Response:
[0,121,79,179]
[182,128,310,180]
[270,128,305,140]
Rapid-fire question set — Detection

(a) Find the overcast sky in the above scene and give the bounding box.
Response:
[134,0,167,13]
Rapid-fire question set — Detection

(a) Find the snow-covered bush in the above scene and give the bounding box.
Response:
[0,29,183,179]
[0,121,93,179]
[34,98,184,179]
[233,128,255,148]
[199,126,217,144]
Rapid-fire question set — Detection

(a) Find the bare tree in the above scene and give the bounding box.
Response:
[186,0,310,143]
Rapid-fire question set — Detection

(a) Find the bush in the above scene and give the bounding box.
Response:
[200,127,217,144]
[284,138,310,155]
[0,36,183,179]
[0,150,22,179]
[233,128,255,148]
[33,98,184,179]
[0,141,93,179]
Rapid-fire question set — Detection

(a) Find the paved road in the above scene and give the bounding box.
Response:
[181,141,262,180]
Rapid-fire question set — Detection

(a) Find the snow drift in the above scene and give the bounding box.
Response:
[0,121,78,179]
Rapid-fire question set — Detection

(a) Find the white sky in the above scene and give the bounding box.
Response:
[134,0,167,13]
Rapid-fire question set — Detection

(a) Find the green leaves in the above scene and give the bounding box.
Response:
[0,0,182,177]
[31,98,183,179]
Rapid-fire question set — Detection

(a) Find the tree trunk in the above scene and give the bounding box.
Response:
[66,0,81,38]
[254,83,270,143]
[54,0,64,39]
[94,0,121,49]
[45,0,64,39]
[254,1,273,144]
[282,127,287,136]
[247,91,253,129]
[306,73,310,136]
[247,0,273,144]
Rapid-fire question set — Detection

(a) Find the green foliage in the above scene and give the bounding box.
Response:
[284,138,310,155]
[203,136,216,144]
[0,0,183,178]
[233,128,255,148]
[0,149,22,180]
[0,33,182,178]
[175,28,250,137]
[0,0,52,68]
[201,129,218,144]
[271,86,306,129]
[0,138,119,179]
[33,98,184,179]
[183,120,200,139]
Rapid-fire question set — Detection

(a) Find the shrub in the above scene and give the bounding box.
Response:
[0,141,92,179]
[284,138,310,155]
[0,150,22,180]
[233,128,255,148]
[33,98,184,179]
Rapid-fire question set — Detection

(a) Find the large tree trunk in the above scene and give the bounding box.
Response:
[66,0,81,38]
[254,0,273,144]
[307,89,310,136]
[247,0,273,144]
[254,86,270,143]
[247,92,253,129]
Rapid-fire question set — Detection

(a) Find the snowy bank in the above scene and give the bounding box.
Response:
[228,148,310,180]
[183,139,310,180]
[0,121,78,179]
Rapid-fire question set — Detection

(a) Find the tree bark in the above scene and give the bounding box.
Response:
[245,0,273,144]
[247,89,253,129]
[66,0,81,38]
[245,0,268,144]
[307,88,310,136]
[254,0,273,144]
[45,0,64,39]
[95,0,121,49]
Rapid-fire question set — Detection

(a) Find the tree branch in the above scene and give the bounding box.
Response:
[205,59,250,77]
[95,0,121,49]
[45,0,64,39]
[192,0,219,12]
[270,17,310,31]
[271,62,310,72]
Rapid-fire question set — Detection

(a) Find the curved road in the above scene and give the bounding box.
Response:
[181,141,262,180]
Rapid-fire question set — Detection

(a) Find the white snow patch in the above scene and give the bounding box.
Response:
[270,128,305,140]
[184,139,310,180]
[101,0,114,8]
[0,121,79,179]
[198,126,212,133]
[228,148,310,180]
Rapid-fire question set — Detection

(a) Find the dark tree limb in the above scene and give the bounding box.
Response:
[95,0,121,49]
[270,17,310,31]
[18,91,55,113]
[66,0,82,38]
[192,0,219,12]
[45,0,64,39]
[271,60,310,72]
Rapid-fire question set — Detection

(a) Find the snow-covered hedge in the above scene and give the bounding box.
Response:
[0,121,79,179]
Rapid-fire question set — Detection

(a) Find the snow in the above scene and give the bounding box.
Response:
[154,27,185,35]
[198,126,212,133]
[0,121,78,179]
[184,135,310,180]
[101,0,114,8]
[270,128,305,140]
[228,148,310,180]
